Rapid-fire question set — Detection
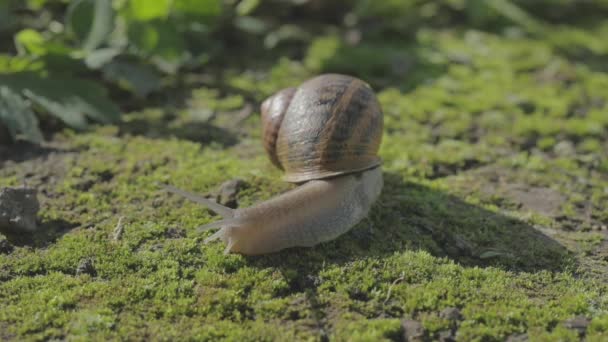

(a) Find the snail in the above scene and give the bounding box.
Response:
[164,74,383,255]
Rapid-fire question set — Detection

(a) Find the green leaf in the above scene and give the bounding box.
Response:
[26,0,48,10]
[0,54,44,73]
[234,16,267,35]
[129,0,172,21]
[0,1,17,33]
[85,47,122,69]
[0,86,43,143]
[485,0,545,34]
[478,250,510,259]
[66,0,115,51]
[235,0,259,16]
[14,27,74,59]
[174,0,222,17]
[152,22,186,62]
[15,29,46,55]
[102,60,161,97]
[66,0,95,41]
[0,72,121,129]
[127,20,186,73]
[127,21,159,53]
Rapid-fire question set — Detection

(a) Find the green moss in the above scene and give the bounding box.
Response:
[332,317,402,341]
[2,16,608,341]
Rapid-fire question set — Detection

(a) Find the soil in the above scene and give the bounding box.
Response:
[0,186,39,233]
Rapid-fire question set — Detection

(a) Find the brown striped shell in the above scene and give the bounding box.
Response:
[260,74,383,183]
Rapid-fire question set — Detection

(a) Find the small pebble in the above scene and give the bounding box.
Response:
[402,319,425,342]
[440,307,462,321]
[563,315,590,336]
[216,179,248,208]
[76,258,97,276]
[165,227,186,239]
[0,236,13,254]
[437,329,455,342]
[553,140,575,157]
[0,187,40,233]
[506,333,528,342]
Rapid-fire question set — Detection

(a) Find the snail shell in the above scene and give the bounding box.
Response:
[261,74,383,183]
[164,74,384,255]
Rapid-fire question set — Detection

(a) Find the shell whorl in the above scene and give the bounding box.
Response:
[260,74,383,183]
[261,87,296,170]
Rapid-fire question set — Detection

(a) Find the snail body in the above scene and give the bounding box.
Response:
[165,74,384,255]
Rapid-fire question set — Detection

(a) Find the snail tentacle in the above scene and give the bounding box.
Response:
[204,228,227,243]
[204,228,239,255]
[223,238,236,255]
[162,184,234,218]
[196,219,240,232]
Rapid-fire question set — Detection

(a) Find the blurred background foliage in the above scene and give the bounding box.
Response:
[0,0,607,143]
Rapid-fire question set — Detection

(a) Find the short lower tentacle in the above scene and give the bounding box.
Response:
[162,184,235,218]
[196,219,239,232]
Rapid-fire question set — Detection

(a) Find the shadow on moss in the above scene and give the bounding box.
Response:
[249,170,571,288]
[0,142,76,166]
[234,171,571,339]
[381,173,571,272]
[118,110,239,147]
[0,219,78,249]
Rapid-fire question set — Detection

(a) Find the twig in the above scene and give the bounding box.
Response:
[384,274,405,305]
[112,216,125,241]
[486,0,546,34]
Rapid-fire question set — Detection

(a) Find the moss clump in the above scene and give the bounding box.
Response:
[1,13,608,342]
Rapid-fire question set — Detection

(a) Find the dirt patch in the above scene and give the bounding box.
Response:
[500,184,565,218]
[457,165,567,219]
[0,187,39,233]
[563,315,591,338]
[0,142,71,166]
[0,322,15,341]
[0,144,74,197]
[577,230,608,283]
[0,235,13,254]
[401,319,425,341]
[429,158,485,179]
[0,144,81,248]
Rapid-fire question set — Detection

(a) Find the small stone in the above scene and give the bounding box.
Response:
[437,329,455,342]
[439,307,462,321]
[563,315,590,336]
[152,197,164,208]
[305,274,322,287]
[402,319,425,342]
[553,140,575,157]
[0,236,13,254]
[165,227,186,239]
[149,243,164,252]
[0,187,40,233]
[506,333,528,342]
[347,287,369,301]
[216,179,248,208]
[76,258,96,276]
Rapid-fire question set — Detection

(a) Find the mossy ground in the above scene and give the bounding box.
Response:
[2,20,608,342]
